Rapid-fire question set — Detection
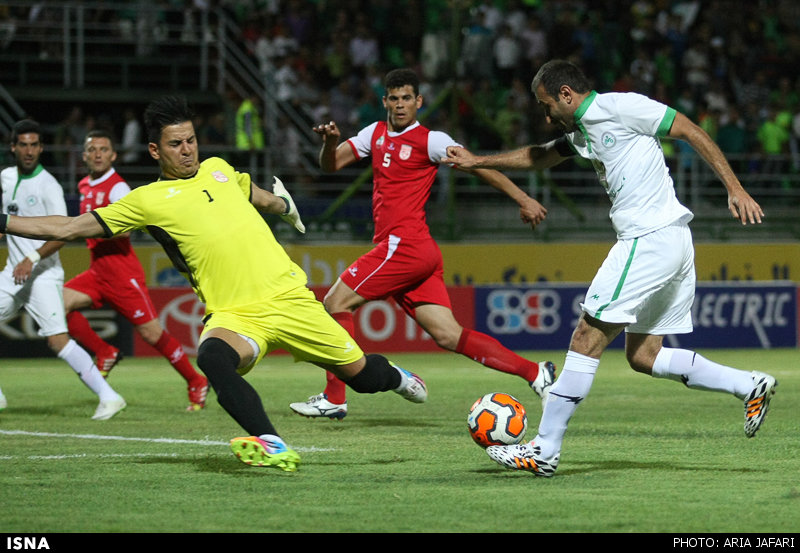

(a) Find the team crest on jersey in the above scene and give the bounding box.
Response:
[376,136,385,148]
[601,132,616,148]
[399,144,412,160]
[95,191,106,205]
[212,171,228,182]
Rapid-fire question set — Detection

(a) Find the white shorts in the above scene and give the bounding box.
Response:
[0,265,68,337]
[580,223,695,335]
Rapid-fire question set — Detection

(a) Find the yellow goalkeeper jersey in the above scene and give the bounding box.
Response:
[92,157,307,314]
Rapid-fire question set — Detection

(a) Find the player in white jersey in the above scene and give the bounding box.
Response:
[443,60,776,477]
[0,119,125,420]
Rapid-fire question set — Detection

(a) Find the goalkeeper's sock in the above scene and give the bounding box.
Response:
[197,338,277,436]
[343,354,402,394]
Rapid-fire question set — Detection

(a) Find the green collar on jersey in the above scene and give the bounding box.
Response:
[573,90,597,123]
[17,163,44,180]
[573,91,598,153]
[13,163,44,200]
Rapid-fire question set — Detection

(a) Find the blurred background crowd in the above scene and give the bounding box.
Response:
[1,0,800,239]
[3,1,799,161]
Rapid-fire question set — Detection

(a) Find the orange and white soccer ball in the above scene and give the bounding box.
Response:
[467,392,528,448]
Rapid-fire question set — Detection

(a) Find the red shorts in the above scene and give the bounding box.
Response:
[339,234,451,316]
[65,267,158,326]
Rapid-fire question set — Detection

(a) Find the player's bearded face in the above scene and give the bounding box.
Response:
[535,85,577,133]
[152,122,200,179]
[12,133,43,175]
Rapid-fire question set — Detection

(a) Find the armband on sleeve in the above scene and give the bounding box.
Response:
[554,137,575,158]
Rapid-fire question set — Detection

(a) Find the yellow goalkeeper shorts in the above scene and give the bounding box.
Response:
[201,285,364,373]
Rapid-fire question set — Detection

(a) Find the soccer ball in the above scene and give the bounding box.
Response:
[467,392,528,448]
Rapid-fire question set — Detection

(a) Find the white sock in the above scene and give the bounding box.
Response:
[652,347,753,398]
[58,339,120,401]
[535,350,598,460]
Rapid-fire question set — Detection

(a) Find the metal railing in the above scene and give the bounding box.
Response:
[0,83,25,137]
[32,140,800,243]
[1,2,798,243]
[0,1,319,176]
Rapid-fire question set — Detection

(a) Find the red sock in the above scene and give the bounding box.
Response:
[455,328,539,382]
[66,311,110,355]
[154,331,203,384]
[324,311,353,404]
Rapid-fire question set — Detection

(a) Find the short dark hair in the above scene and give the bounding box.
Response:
[143,95,194,143]
[384,68,419,96]
[11,119,42,144]
[84,128,116,150]
[531,60,591,99]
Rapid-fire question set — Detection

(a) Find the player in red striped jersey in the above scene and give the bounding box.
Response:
[290,68,555,420]
[62,129,209,411]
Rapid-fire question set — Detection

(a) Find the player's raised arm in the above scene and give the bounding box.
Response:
[1,211,105,242]
[312,121,356,172]
[442,140,569,172]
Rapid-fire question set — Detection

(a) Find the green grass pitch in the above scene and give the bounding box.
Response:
[0,348,797,534]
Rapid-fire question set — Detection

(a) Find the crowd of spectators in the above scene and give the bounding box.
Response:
[5,1,800,187]
[221,0,800,180]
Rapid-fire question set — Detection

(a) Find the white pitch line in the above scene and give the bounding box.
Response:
[0,429,335,453]
[0,453,183,460]
[0,428,228,445]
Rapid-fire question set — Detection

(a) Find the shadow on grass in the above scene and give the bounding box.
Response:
[2,401,97,417]
[345,417,438,428]
[473,458,759,477]
[134,454,304,477]
[133,449,421,475]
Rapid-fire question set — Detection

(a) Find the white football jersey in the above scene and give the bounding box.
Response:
[0,164,67,271]
[564,91,693,238]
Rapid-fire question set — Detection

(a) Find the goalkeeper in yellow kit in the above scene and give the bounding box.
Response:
[0,95,427,472]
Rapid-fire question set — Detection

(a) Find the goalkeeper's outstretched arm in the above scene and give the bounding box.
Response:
[0,212,105,242]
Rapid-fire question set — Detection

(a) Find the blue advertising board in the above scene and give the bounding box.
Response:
[682,282,797,348]
[0,308,133,357]
[474,282,798,350]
